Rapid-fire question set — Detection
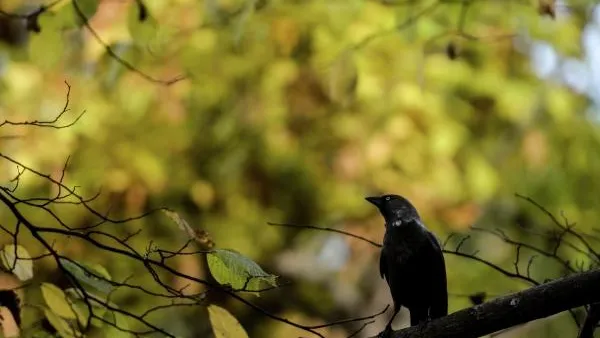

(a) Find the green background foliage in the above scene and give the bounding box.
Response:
[0,0,599,337]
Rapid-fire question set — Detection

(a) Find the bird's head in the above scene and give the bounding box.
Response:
[365,194,420,227]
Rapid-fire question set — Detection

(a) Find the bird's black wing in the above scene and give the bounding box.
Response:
[425,230,448,318]
[379,248,388,280]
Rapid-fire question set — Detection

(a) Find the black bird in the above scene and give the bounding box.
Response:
[366,194,448,335]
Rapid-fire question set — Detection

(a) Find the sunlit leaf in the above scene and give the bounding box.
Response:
[43,308,80,338]
[71,301,89,328]
[207,249,277,293]
[41,283,77,320]
[103,308,133,338]
[208,304,249,338]
[27,329,57,338]
[0,245,33,282]
[64,288,107,328]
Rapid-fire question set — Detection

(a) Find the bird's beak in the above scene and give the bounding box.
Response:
[365,196,382,207]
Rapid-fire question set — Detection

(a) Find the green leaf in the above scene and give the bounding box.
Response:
[207,304,248,338]
[63,288,107,328]
[41,283,77,320]
[206,249,278,293]
[59,258,114,296]
[102,309,133,338]
[26,328,59,338]
[71,302,89,328]
[43,308,80,338]
[0,244,34,281]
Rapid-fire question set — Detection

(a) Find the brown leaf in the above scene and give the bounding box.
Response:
[0,306,20,338]
[538,0,556,19]
[163,209,215,249]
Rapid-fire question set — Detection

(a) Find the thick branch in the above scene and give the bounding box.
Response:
[578,302,600,338]
[392,269,600,337]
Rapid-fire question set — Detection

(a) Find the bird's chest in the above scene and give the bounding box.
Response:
[383,225,427,262]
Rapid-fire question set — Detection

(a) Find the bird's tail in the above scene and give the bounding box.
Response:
[430,277,448,319]
[429,293,448,319]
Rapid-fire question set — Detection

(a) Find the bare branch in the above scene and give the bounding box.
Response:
[392,269,600,338]
[268,222,383,247]
[0,82,84,130]
[71,0,186,85]
[578,303,600,338]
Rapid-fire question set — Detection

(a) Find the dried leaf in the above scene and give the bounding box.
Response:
[163,209,215,249]
[0,245,33,281]
[208,304,248,338]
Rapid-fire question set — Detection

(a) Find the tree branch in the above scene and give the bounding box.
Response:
[392,269,600,337]
[578,302,600,338]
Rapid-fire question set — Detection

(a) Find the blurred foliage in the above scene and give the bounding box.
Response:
[1,0,599,337]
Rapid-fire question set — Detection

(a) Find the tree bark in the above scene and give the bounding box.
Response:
[392,269,600,338]
[578,302,600,338]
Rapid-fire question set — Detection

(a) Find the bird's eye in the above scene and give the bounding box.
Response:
[385,196,391,201]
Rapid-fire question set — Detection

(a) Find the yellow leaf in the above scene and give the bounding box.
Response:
[208,305,248,338]
[41,283,77,319]
[44,308,80,338]
[0,244,33,281]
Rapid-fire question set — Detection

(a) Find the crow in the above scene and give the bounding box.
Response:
[366,194,448,336]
